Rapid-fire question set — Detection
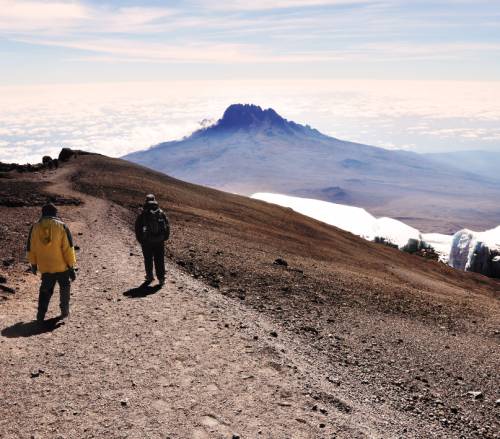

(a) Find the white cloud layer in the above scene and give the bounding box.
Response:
[0,80,499,164]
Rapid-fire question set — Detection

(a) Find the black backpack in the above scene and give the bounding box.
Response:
[143,209,169,244]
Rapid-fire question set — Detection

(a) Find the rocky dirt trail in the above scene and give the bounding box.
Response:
[0,168,454,438]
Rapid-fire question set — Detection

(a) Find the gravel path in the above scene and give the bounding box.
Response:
[0,170,383,438]
[1,167,496,438]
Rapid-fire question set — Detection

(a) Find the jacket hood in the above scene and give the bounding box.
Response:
[144,201,159,212]
[39,217,57,245]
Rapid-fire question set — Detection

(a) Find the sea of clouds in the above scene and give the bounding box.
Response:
[1,79,499,164]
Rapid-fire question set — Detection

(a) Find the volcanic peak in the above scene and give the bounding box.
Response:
[198,103,316,137]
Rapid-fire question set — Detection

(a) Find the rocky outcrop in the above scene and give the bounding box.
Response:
[0,162,48,173]
[0,155,59,173]
[402,238,439,260]
[492,256,500,278]
[373,236,398,249]
[58,148,75,162]
[474,247,500,278]
[469,245,500,278]
[449,229,500,278]
[59,147,92,162]
[42,156,59,169]
[469,242,492,277]
[0,149,87,207]
[0,148,91,175]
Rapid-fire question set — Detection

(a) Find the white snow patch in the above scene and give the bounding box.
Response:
[252,193,425,249]
[421,233,454,261]
[251,193,499,271]
[374,217,421,249]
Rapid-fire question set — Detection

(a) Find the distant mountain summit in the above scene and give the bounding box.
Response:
[218,104,283,130]
[124,104,500,232]
[194,103,321,138]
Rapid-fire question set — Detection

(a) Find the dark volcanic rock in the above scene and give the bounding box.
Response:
[3,258,14,267]
[42,156,52,165]
[58,148,75,162]
[273,258,288,267]
[217,104,288,131]
[492,256,500,278]
[30,370,42,378]
[41,156,59,169]
[469,242,492,277]
[58,147,92,162]
[467,391,484,400]
[0,153,62,174]
[467,245,500,279]
[0,284,15,294]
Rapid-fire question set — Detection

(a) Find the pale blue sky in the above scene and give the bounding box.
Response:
[1,1,500,162]
[1,0,499,84]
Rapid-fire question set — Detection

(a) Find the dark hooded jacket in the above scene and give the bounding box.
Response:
[135,201,170,245]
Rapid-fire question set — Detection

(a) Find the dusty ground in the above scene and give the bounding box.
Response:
[0,155,499,438]
[0,168,405,438]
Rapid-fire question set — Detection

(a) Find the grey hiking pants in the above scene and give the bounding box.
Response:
[141,242,165,281]
[37,271,71,321]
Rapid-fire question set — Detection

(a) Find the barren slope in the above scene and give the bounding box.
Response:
[1,154,499,438]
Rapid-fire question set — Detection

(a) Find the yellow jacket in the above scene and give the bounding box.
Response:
[27,216,76,274]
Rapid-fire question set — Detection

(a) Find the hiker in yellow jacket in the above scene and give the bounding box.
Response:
[27,203,77,322]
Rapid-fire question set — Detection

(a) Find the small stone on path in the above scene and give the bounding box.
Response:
[467,391,483,400]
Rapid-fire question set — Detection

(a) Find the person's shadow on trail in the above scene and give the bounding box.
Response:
[1,317,64,338]
[123,283,162,298]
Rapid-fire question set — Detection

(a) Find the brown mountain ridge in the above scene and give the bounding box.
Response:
[0,151,498,438]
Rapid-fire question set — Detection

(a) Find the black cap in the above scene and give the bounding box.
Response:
[42,203,57,217]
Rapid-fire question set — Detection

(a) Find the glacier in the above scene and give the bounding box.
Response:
[251,193,499,275]
[252,193,433,250]
[448,226,500,273]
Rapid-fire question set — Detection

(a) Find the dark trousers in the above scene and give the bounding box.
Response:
[38,271,71,321]
[141,243,165,280]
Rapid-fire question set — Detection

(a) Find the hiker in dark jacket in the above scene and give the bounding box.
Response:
[135,194,170,286]
[27,203,77,322]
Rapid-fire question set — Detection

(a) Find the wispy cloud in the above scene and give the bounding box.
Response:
[0,1,176,35]
[18,38,271,63]
[86,6,177,34]
[195,0,376,11]
[18,35,500,65]
[0,0,88,32]
[1,1,499,82]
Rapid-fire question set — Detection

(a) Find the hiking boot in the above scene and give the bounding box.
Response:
[61,310,70,320]
[144,276,154,285]
[158,278,165,286]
